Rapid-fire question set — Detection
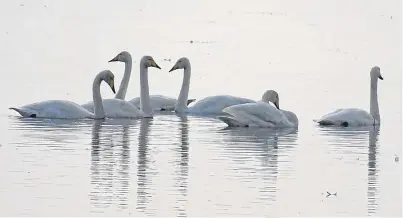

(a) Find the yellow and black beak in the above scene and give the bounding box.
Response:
[108,55,119,62]
[169,65,178,72]
[151,59,161,69]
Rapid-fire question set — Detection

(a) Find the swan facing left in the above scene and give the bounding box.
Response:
[217,90,298,128]
[9,70,116,119]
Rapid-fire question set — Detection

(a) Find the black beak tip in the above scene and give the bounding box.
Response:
[156,65,161,70]
[112,87,116,94]
[379,76,384,80]
[108,57,118,62]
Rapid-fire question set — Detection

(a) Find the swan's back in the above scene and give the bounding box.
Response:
[315,108,375,126]
[190,95,255,114]
[222,102,293,127]
[12,100,93,119]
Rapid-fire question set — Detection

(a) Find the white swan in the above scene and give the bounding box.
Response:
[9,70,116,119]
[168,57,256,114]
[314,66,383,127]
[217,90,298,128]
[82,55,161,118]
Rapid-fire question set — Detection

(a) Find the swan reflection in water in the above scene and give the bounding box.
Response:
[135,115,190,217]
[136,118,153,214]
[172,114,190,217]
[317,125,380,216]
[217,127,298,206]
[8,117,94,146]
[89,118,139,213]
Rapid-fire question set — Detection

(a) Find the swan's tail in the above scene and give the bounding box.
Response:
[217,116,246,127]
[187,99,196,106]
[9,107,36,118]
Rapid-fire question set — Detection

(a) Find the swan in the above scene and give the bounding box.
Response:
[168,57,256,114]
[81,51,133,111]
[314,66,383,127]
[82,55,161,118]
[9,70,117,119]
[217,90,298,128]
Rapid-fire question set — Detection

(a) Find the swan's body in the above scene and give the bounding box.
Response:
[314,66,383,127]
[168,57,256,115]
[314,108,376,126]
[81,99,145,118]
[184,95,255,114]
[217,90,298,128]
[10,100,94,119]
[10,70,117,119]
[82,55,161,118]
[129,95,196,111]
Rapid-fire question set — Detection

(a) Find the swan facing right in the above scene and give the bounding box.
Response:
[314,66,383,127]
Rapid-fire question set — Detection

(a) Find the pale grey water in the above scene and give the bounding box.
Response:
[0,0,401,216]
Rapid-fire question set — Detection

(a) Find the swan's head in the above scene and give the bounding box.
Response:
[370,66,383,80]
[100,70,116,94]
[262,90,280,109]
[108,51,132,63]
[169,57,190,72]
[140,55,161,69]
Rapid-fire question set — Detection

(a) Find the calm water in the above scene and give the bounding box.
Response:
[0,0,401,216]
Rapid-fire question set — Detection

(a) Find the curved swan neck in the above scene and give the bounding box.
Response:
[175,64,191,111]
[370,76,380,123]
[115,56,132,100]
[140,64,152,117]
[92,74,105,119]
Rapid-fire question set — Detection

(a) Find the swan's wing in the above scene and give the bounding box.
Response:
[11,100,93,119]
[102,99,144,118]
[315,108,374,126]
[190,95,256,114]
[81,101,95,113]
[281,110,298,127]
[129,95,176,111]
[217,115,247,127]
[223,102,292,127]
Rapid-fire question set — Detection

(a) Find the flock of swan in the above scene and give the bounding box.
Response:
[9,51,383,128]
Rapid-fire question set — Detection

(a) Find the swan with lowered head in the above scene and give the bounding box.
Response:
[314,66,383,127]
[82,55,161,118]
[217,90,298,128]
[10,70,117,119]
[168,57,256,114]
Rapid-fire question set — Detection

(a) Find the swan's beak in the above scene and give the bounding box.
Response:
[379,75,383,80]
[150,60,161,69]
[169,65,178,72]
[274,101,280,110]
[108,56,119,62]
[109,80,116,94]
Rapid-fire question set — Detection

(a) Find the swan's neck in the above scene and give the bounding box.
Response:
[115,58,132,100]
[92,75,105,119]
[140,65,152,117]
[175,65,191,112]
[370,76,380,123]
